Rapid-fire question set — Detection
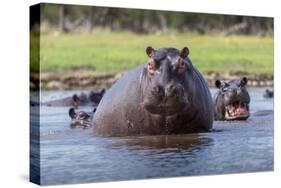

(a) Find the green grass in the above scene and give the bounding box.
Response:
[36,30,274,76]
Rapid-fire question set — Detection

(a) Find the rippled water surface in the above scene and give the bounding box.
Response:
[30,88,274,185]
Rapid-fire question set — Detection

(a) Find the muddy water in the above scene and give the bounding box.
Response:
[30,88,273,185]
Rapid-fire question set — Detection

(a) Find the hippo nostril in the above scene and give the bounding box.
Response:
[165,84,176,96]
[152,85,165,96]
[166,84,175,91]
[152,86,159,92]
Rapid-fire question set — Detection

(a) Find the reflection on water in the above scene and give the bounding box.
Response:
[109,134,212,150]
[30,88,273,185]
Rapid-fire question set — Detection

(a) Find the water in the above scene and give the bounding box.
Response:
[30,88,274,185]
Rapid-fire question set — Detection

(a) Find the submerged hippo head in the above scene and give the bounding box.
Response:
[263,89,274,98]
[142,46,190,116]
[214,77,250,120]
[89,88,106,104]
[69,108,96,128]
[71,93,88,107]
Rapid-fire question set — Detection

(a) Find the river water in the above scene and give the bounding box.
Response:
[30,88,274,185]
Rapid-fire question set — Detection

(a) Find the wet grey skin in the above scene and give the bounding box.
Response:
[92,46,214,136]
[69,107,96,129]
[213,77,250,121]
[42,89,105,107]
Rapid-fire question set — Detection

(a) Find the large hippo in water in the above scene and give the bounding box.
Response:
[92,46,213,136]
[213,77,250,121]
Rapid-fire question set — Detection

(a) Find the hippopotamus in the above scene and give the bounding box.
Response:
[213,77,250,121]
[92,46,214,136]
[89,89,106,103]
[69,107,96,129]
[263,89,274,98]
[43,89,105,107]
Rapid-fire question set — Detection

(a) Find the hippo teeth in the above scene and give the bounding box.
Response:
[225,102,249,119]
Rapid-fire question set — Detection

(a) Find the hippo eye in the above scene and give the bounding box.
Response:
[147,58,156,75]
[177,58,185,74]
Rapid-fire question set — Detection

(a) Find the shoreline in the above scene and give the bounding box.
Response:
[30,71,273,90]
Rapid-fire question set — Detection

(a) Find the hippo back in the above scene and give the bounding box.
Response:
[93,65,144,136]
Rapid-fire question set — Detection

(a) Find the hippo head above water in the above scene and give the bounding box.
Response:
[72,89,105,107]
[263,89,274,98]
[142,47,191,116]
[69,108,96,129]
[214,77,250,121]
[92,46,213,136]
[89,88,106,104]
[72,93,85,106]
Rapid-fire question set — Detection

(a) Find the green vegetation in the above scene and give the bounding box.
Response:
[37,30,273,76]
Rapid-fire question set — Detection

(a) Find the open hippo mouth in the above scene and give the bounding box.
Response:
[225,101,249,120]
[70,119,92,129]
[69,108,94,129]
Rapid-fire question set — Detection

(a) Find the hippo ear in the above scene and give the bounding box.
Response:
[93,107,97,113]
[72,94,79,102]
[180,47,189,59]
[240,77,248,87]
[100,88,106,95]
[69,108,76,118]
[146,46,155,57]
[215,80,222,89]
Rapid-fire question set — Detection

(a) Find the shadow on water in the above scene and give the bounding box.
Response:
[108,134,213,152]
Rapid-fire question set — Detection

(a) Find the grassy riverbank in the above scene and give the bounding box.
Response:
[30,30,273,90]
[36,30,273,75]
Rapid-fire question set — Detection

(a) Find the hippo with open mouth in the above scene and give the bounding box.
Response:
[69,107,96,129]
[213,77,250,120]
[92,46,214,136]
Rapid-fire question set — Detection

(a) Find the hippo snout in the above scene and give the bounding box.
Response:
[152,84,178,98]
[225,90,250,106]
[152,85,165,98]
[214,77,250,121]
[165,84,177,97]
[143,83,188,116]
[225,88,237,98]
